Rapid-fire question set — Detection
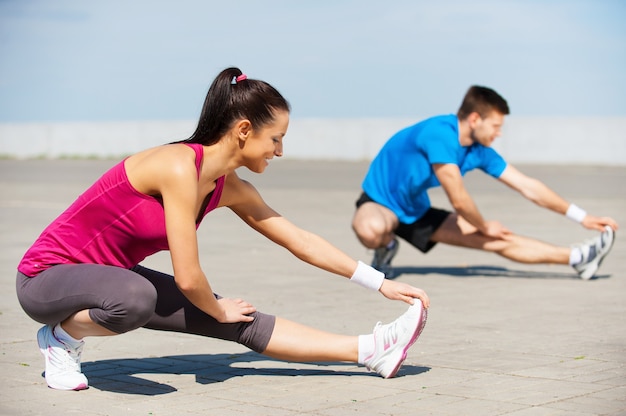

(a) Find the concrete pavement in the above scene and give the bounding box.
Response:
[0,159,624,416]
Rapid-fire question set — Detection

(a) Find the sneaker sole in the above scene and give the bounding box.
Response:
[384,302,428,379]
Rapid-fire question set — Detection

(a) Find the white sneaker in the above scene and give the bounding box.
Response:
[37,325,88,390]
[574,225,615,280]
[363,300,427,379]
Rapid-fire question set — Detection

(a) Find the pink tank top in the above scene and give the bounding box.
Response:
[18,143,224,277]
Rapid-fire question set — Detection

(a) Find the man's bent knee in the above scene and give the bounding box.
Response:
[353,205,397,248]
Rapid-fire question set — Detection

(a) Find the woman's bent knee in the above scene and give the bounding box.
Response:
[90,277,157,334]
[238,312,276,353]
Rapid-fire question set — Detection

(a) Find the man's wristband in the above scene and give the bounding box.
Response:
[350,261,385,291]
[566,204,587,223]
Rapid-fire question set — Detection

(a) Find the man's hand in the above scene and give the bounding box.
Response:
[582,215,619,232]
[480,220,513,240]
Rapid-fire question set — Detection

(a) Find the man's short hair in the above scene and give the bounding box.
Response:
[457,86,510,119]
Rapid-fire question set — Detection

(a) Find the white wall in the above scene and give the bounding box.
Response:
[1,117,624,165]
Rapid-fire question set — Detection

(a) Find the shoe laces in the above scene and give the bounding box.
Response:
[585,244,598,263]
[578,234,604,263]
[376,319,401,350]
[49,339,83,372]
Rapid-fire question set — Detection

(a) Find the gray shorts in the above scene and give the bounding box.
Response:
[16,263,275,353]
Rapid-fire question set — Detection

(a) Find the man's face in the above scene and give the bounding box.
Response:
[470,111,505,147]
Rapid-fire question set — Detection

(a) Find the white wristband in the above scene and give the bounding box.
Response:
[566,204,587,223]
[350,261,385,291]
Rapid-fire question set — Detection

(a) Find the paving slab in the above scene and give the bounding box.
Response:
[0,159,624,416]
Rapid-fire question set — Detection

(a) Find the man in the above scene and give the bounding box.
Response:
[352,86,618,279]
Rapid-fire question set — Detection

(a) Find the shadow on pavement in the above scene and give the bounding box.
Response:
[388,265,610,280]
[79,352,431,395]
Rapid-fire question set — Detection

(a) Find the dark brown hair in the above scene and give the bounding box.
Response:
[182,67,290,146]
[457,85,510,120]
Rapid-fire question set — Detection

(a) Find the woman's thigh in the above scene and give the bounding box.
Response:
[16,263,276,352]
[133,265,275,352]
[16,264,157,333]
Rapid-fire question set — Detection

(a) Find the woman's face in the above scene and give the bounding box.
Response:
[241,109,290,173]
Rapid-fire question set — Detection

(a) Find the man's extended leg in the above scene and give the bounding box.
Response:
[431,213,570,263]
[430,213,616,267]
[431,214,614,278]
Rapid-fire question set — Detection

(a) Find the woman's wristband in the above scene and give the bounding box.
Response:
[566,204,587,223]
[350,261,385,291]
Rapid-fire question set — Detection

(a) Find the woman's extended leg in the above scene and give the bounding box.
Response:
[137,265,428,379]
[263,317,357,362]
[263,302,427,379]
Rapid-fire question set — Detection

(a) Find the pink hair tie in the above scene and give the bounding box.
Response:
[236,74,247,82]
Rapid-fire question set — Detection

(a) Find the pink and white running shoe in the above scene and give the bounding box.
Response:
[364,300,428,378]
[37,325,88,390]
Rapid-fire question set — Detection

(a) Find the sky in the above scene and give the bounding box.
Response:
[0,0,625,122]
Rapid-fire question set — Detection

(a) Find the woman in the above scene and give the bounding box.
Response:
[16,67,430,391]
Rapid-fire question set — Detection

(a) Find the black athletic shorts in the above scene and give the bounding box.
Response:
[355,192,450,253]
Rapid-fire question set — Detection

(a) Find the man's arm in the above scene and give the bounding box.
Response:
[498,165,619,232]
[433,163,510,238]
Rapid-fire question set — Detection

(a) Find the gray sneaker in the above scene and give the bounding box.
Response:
[573,226,615,280]
[371,238,399,276]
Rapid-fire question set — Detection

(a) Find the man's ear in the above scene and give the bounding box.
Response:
[235,119,252,141]
[467,111,481,127]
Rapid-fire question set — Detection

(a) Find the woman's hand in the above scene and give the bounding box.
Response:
[379,280,430,308]
[215,298,257,323]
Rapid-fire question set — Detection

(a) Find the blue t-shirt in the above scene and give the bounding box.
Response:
[362,114,507,223]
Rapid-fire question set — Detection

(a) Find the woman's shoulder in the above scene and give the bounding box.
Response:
[124,144,199,194]
[127,144,196,171]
